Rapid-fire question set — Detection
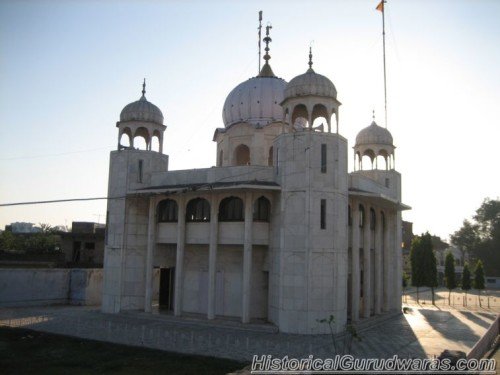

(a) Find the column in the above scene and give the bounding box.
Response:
[394,211,403,310]
[363,206,371,318]
[374,209,383,314]
[383,212,393,311]
[242,192,253,323]
[144,196,156,313]
[174,196,185,316]
[351,203,360,322]
[207,194,219,320]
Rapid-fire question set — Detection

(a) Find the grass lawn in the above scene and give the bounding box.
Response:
[0,326,245,374]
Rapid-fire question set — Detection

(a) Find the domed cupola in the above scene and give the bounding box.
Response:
[281,48,341,133]
[354,114,395,170]
[222,26,287,128]
[116,80,166,153]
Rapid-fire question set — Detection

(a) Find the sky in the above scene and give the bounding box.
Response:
[0,0,499,241]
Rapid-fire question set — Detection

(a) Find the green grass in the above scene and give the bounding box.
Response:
[0,326,245,374]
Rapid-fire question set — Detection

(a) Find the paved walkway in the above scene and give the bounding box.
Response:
[0,305,496,361]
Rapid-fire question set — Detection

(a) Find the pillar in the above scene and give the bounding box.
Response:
[363,206,371,318]
[394,211,403,310]
[242,192,253,323]
[174,196,185,316]
[207,194,218,320]
[144,196,156,313]
[351,203,360,322]
[374,209,383,314]
[383,212,393,311]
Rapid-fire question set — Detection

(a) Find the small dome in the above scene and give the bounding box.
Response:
[284,68,337,100]
[222,73,287,128]
[120,95,164,124]
[355,121,393,146]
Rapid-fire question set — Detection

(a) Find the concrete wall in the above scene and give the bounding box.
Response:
[0,268,102,307]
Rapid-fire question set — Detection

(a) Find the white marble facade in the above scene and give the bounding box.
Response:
[102,41,409,334]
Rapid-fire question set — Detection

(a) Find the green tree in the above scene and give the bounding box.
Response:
[473,260,485,307]
[451,198,500,276]
[410,233,438,304]
[410,236,424,304]
[402,272,410,303]
[420,233,438,305]
[444,252,456,305]
[461,263,472,307]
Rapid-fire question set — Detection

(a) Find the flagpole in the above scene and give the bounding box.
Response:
[381,0,388,129]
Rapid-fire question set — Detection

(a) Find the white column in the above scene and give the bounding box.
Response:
[144,196,156,313]
[174,196,185,316]
[384,213,394,311]
[351,203,360,322]
[242,192,253,323]
[394,210,403,310]
[363,206,371,318]
[374,209,383,315]
[207,194,218,320]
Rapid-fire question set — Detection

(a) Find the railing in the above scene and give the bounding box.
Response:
[467,314,500,359]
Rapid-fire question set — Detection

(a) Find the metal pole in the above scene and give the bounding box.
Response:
[382,1,388,128]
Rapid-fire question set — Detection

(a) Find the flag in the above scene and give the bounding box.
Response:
[376,0,384,12]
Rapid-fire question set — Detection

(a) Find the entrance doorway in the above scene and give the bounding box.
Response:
[159,267,175,310]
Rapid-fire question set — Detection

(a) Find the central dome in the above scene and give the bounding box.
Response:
[120,95,164,124]
[222,72,287,128]
[284,68,337,100]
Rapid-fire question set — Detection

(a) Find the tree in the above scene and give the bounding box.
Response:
[402,272,410,303]
[410,232,438,304]
[461,263,471,307]
[451,198,500,276]
[444,252,456,305]
[410,236,424,304]
[420,233,438,305]
[473,260,485,307]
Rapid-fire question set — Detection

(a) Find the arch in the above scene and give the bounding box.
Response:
[375,154,388,170]
[186,198,210,222]
[253,196,271,222]
[157,199,178,222]
[218,196,244,221]
[234,144,250,166]
[359,204,365,228]
[268,146,273,166]
[134,127,150,150]
[291,104,309,129]
[119,130,132,148]
[151,135,160,152]
[370,208,376,230]
[312,104,329,132]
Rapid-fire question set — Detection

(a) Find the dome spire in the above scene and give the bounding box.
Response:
[308,45,313,71]
[258,23,275,77]
[141,78,146,98]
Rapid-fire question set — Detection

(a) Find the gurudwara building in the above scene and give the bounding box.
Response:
[102,29,409,334]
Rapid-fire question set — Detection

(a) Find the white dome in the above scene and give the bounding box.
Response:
[355,121,393,146]
[284,68,337,100]
[120,95,164,124]
[222,75,287,128]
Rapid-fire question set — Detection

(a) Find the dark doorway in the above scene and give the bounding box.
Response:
[159,267,175,310]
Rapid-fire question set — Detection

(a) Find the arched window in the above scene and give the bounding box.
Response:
[157,199,178,222]
[235,144,250,166]
[219,196,244,221]
[268,146,273,166]
[186,198,210,222]
[359,204,365,228]
[348,205,352,226]
[253,196,270,222]
[370,208,376,230]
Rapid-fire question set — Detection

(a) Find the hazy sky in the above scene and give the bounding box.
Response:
[0,0,499,240]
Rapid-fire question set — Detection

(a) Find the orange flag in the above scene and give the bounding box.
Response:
[376,0,384,12]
